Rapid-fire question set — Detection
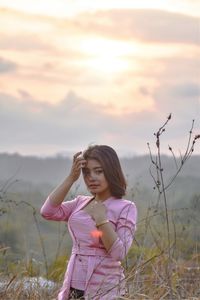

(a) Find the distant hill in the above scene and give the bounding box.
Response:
[0,152,200,201]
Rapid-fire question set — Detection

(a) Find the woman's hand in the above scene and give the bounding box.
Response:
[87,201,107,224]
[69,151,86,182]
[47,152,86,206]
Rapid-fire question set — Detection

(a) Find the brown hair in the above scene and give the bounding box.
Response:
[83,145,126,198]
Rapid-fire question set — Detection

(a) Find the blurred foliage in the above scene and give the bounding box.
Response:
[47,255,68,282]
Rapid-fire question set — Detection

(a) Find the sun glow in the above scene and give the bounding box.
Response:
[79,38,136,74]
[83,56,129,74]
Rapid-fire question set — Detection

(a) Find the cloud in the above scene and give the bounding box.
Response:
[149,55,200,118]
[169,83,199,99]
[0,91,120,145]
[77,9,199,44]
[0,8,73,56]
[1,87,199,156]
[157,56,199,80]
[0,90,143,156]
[1,7,199,48]
[0,9,61,54]
[0,34,55,52]
[0,57,17,73]
[154,82,199,118]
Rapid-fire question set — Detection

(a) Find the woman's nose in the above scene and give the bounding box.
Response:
[88,172,97,181]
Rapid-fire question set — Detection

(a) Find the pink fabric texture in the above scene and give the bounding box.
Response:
[40,195,137,300]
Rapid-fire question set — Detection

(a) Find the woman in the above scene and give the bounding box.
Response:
[40,145,137,300]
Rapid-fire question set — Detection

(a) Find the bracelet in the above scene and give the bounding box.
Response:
[96,220,109,227]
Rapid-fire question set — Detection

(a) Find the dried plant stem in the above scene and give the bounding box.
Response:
[146,114,200,299]
[156,138,173,299]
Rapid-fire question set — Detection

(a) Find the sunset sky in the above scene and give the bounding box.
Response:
[0,0,199,157]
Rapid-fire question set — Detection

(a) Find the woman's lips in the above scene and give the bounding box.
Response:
[89,184,99,189]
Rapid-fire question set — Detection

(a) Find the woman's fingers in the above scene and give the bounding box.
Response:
[76,159,86,169]
[69,152,85,181]
[73,152,86,169]
[71,152,86,180]
[73,151,82,162]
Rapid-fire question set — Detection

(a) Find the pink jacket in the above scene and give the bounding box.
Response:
[40,195,137,300]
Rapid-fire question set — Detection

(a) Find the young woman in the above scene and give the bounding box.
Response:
[40,145,137,300]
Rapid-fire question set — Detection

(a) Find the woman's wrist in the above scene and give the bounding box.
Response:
[67,174,77,186]
[96,219,109,227]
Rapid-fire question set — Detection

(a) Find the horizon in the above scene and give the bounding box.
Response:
[1,149,200,159]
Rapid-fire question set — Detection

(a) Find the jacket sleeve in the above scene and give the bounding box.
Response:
[40,195,81,221]
[108,202,137,261]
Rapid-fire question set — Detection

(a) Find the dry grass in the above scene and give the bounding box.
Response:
[0,275,59,300]
[0,255,199,300]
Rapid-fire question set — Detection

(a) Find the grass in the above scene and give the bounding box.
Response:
[0,248,199,299]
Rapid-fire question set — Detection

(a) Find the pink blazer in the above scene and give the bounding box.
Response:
[41,195,137,300]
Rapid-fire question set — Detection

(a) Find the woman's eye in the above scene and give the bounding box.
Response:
[82,169,103,176]
[95,170,103,174]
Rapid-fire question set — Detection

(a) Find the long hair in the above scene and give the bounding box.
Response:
[83,145,126,199]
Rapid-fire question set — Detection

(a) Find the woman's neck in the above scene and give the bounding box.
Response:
[94,192,112,202]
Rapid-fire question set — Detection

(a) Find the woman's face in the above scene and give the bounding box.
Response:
[82,159,111,200]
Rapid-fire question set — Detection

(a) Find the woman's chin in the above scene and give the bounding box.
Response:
[90,192,96,196]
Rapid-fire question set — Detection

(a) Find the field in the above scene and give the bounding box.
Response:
[1,121,200,299]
